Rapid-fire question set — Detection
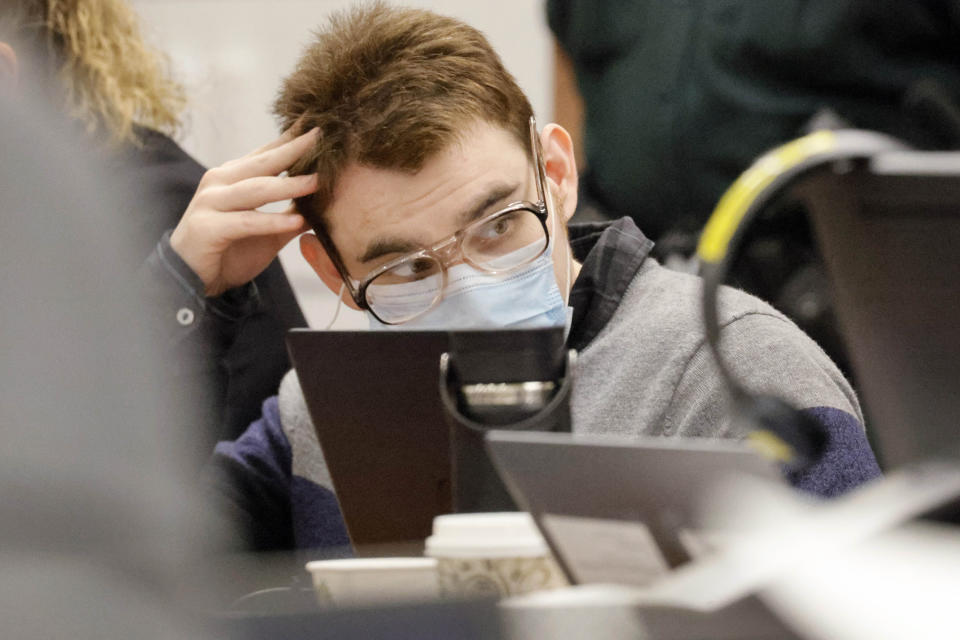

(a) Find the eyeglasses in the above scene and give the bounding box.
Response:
[321,117,551,325]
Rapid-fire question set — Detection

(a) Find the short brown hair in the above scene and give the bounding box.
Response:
[273,2,534,238]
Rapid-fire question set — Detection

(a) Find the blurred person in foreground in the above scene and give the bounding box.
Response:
[157,3,881,552]
[0,73,226,640]
[0,0,306,449]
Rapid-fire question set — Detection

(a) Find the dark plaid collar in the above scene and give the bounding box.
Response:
[566,217,655,352]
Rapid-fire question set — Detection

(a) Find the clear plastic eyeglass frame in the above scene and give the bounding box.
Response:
[320,116,551,325]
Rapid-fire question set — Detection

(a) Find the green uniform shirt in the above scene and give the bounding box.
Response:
[548,0,960,238]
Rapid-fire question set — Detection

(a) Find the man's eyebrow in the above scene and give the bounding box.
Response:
[456,182,522,226]
[357,182,522,264]
[358,237,421,264]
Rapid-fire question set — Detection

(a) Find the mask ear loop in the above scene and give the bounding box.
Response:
[324,282,346,330]
[562,222,573,305]
[535,118,574,306]
[547,181,573,306]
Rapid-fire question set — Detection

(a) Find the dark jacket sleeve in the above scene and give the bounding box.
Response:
[139,230,263,453]
[207,396,296,552]
[120,129,306,445]
[141,230,260,349]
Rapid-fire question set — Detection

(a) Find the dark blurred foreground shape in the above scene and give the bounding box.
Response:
[0,88,228,639]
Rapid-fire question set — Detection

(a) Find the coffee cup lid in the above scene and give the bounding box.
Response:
[425,512,549,558]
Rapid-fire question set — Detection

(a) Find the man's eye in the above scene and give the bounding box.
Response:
[479,213,517,238]
[388,257,437,280]
[410,258,434,274]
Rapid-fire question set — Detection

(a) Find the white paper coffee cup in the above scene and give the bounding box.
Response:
[305,557,439,607]
[425,512,568,598]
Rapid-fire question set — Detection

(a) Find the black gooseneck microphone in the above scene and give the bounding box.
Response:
[438,327,574,512]
[697,127,906,471]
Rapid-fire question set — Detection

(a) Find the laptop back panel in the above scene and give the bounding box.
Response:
[287,330,452,546]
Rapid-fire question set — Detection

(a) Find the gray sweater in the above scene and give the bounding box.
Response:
[213,218,880,550]
[570,257,863,440]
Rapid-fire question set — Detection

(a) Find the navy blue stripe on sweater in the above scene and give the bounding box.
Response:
[291,476,350,550]
[788,406,882,497]
[212,396,349,552]
[211,396,295,551]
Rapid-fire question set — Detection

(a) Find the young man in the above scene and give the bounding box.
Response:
[180,4,880,551]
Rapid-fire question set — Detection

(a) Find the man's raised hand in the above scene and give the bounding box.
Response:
[170,127,319,297]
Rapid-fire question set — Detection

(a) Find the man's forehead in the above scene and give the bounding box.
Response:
[326,123,531,256]
[333,123,526,201]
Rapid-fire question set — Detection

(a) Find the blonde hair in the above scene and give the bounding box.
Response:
[4,0,185,144]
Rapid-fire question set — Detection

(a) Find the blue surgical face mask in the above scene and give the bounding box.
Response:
[367,244,568,331]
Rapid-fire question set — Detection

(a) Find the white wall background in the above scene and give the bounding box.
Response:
[131,0,553,328]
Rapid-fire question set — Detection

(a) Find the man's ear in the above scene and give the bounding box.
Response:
[0,42,19,88]
[299,233,362,310]
[540,123,578,223]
